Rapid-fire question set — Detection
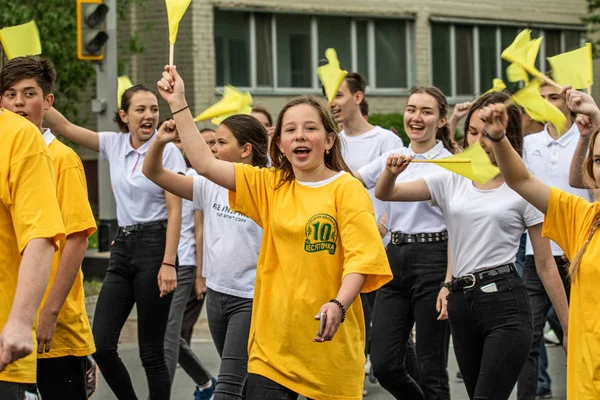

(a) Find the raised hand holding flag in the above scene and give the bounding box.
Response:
[165,0,192,66]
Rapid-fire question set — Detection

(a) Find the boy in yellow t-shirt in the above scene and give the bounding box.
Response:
[0,57,97,399]
[0,109,65,399]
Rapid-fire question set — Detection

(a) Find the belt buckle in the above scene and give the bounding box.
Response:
[463,274,476,289]
[391,233,400,245]
[122,225,135,235]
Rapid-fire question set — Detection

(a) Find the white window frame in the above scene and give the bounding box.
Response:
[429,18,586,102]
[215,9,415,96]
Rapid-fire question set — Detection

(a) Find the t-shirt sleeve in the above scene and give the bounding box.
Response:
[10,146,65,253]
[337,181,392,292]
[423,171,453,212]
[56,157,97,237]
[192,175,207,211]
[98,131,118,161]
[523,201,545,228]
[228,163,271,227]
[357,151,390,190]
[163,143,187,174]
[542,187,597,260]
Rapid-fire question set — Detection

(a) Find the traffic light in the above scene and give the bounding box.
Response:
[77,0,109,60]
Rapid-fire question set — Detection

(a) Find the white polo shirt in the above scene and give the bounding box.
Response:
[424,172,544,277]
[358,141,450,234]
[523,124,593,256]
[178,168,198,266]
[193,175,261,299]
[341,126,405,221]
[99,131,186,227]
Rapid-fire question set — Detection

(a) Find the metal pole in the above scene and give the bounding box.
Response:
[95,0,118,252]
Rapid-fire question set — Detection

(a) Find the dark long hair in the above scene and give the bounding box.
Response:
[221,114,269,167]
[113,84,158,133]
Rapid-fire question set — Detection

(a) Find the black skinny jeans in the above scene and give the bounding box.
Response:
[371,240,451,400]
[92,227,173,400]
[517,255,569,400]
[448,271,533,400]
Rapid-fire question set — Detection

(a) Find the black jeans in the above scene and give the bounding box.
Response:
[181,285,205,345]
[92,227,173,400]
[37,356,87,399]
[0,382,39,400]
[246,373,313,400]
[448,271,533,400]
[517,255,569,400]
[371,240,451,400]
[206,288,253,400]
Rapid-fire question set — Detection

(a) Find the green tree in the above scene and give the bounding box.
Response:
[583,0,600,57]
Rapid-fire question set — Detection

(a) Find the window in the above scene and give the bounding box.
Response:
[214,9,414,92]
[431,22,585,98]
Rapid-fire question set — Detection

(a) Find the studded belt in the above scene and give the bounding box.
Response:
[390,230,448,245]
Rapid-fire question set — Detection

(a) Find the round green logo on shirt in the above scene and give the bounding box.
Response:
[304,214,338,255]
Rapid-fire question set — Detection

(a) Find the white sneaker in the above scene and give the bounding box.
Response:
[544,329,560,346]
[364,355,372,375]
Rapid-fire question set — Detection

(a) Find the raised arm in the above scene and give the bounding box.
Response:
[142,120,194,200]
[157,66,235,191]
[569,114,594,189]
[375,154,432,202]
[447,102,472,140]
[44,107,100,152]
[479,104,550,214]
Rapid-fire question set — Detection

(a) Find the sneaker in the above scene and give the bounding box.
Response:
[456,371,463,381]
[85,357,99,399]
[544,330,560,346]
[368,364,377,384]
[363,387,368,396]
[194,377,217,400]
[536,387,553,399]
[364,355,372,375]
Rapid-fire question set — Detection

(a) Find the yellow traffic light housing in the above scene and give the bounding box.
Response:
[77,0,109,60]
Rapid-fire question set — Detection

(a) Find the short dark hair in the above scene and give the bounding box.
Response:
[345,72,367,95]
[0,56,56,96]
[359,98,369,117]
[199,128,215,134]
[113,84,158,132]
[251,105,273,127]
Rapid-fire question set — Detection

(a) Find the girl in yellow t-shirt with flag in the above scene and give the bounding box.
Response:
[156,65,392,400]
[478,88,600,399]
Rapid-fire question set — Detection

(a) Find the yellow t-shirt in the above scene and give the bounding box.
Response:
[37,136,97,359]
[542,187,600,399]
[0,110,65,383]
[229,164,392,400]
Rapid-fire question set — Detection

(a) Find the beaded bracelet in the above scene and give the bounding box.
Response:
[329,298,346,323]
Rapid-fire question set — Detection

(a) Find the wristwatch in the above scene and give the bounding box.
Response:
[440,281,452,290]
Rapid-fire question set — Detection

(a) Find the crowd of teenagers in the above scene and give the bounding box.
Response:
[0,53,598,400]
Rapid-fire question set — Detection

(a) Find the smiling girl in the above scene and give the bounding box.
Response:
[156,65,392,400]
[44,86,186,400]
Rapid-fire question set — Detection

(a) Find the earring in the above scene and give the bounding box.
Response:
[326,150,330,155]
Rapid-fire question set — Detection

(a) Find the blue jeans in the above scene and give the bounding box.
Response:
[206,288,253,400]
[515,233,527,277]
[164,264,212,387]
[448,271,533,400]
[92,226,173,400]
[371,240,450,400]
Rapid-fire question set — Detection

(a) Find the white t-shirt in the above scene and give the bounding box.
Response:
[424,172,544,277]
[523,123,593,256]
[99,132,186,226]
[178,169,198,266]
[358,141,450,234]
[341,125,405,221]
[192,175,261,298]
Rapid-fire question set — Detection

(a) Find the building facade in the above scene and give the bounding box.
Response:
[119,0,588,123]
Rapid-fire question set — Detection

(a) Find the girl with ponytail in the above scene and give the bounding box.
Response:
[476,88,600,399]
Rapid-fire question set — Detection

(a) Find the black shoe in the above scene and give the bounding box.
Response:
[456,371,463,381]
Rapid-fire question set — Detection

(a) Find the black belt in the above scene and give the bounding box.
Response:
[451,264,516,291]
[390,230,448,245]
[117,220,167,235]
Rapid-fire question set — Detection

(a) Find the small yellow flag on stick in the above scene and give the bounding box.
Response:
[485,78,507,94]
[0,20,42,60]
[165,0,192,66]
[194,85,253,125]
[117,76,134,108]
[412,143,500,184]
[511,80,567,134]
[547,43,593,90]
[317,49,348,105]
[505,37,543,84]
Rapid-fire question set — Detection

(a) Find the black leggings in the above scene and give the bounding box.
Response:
[92,228,173,400]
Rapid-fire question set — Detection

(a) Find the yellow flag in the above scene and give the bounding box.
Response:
[511,80,567,133]
[501,29,531,65]
[194,85,253,123]
[506,63,528,84]
[547,43,593,89]
[505,36,543,83]
[317,48,348,105]
[211,105,253,126]
[165,0,192,44]
[414,143,500,184]
[485,78,507,94]
[117,76,134,108]
[0,20,42,60]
